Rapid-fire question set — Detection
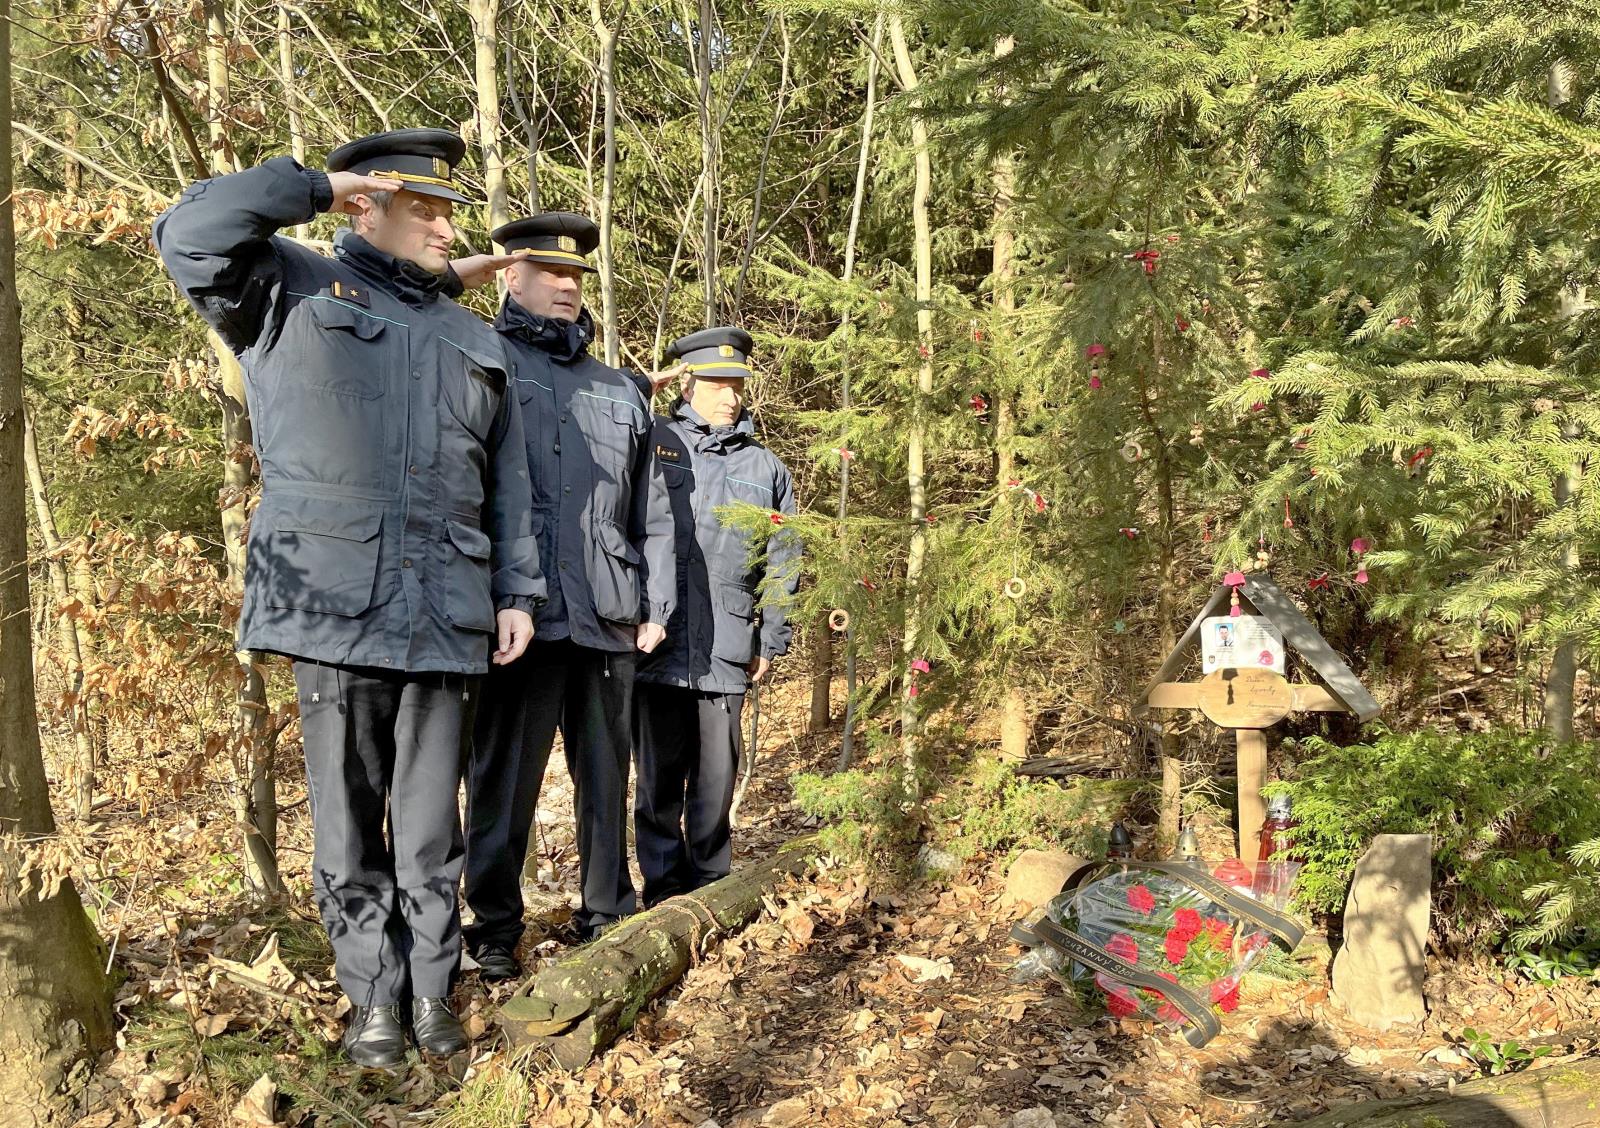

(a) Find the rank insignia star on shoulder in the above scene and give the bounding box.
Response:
[655,444,682,462]
[330,279,370,307]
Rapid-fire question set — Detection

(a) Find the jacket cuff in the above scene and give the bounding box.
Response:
[303,167,334,215]
[495,594,539,615]
[645,602,672,627]
[442,265,466,299]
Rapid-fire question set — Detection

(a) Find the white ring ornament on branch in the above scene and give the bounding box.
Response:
[1003,577,1027,600]
[1120,439,1144,463]
[828,608,851,633]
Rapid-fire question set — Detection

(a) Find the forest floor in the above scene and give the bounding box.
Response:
[56,671,1600,1128]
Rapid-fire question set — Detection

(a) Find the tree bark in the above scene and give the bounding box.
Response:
[1288,1058,1600,1127]
[1544,60,1582,745]
[990,34,1029,764]
[215,336,278,896]
[590,0,621,366]
[1543,440,1581,742]
[0,1,115,1106]
[832,14,883,770]
[1138,300,1182,846]
[470,0,510,237]
[498,834,818,1069]
[807,614,831,732]
[22,409,94,818]
[731,14,790,314]
[202,3,278,896]
[890,18,933,782]
[201,0,238,174]
[504,39,543,212]
[694,0,718,327]
[276,7,309,241]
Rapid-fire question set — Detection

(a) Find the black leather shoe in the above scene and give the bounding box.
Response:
[472,944,519,982]
[342,1003,408,1069]
[412,997,468,1056]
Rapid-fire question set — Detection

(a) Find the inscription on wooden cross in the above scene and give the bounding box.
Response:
[1134,574,1379,862]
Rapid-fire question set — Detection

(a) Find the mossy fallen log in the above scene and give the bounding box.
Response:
[496,833,820,1069]
[1289,1056,1600,1127]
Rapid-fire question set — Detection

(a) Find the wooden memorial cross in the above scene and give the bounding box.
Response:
[1132,572,1379,862]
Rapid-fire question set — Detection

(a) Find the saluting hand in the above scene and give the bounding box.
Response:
[644,362,688,397]
[635,622,667,654]
[494,608,535,665]
[325,171,405,216]
[450,253,525,291]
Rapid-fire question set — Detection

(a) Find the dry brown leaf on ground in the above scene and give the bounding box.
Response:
[894,953,953,982]
[779,905,815,945]
[229,1074,277,1126]
[192,1011,233,1038]
[209,932,296,992]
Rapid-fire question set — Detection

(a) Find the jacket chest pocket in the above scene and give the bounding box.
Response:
[576,394,641,472]
[587,517,641,624]
[303,299,391,400]
[442,337,506,444]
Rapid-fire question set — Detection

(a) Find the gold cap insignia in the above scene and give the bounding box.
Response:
[719,344,735,357]
[432,157,450,178]
[557,235,578,253]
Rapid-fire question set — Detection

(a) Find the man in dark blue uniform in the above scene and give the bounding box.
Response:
[463,213,675,970]
[154,129,542,1067]
[633,328,799,906]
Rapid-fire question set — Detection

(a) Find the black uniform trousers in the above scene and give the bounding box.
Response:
[632,683,744,907]
[293,661,475,1006]
[464,638,637,947]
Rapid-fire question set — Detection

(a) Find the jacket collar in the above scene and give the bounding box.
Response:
[333,229,447,306]
[494,299,593,363]
[672,399,754,451]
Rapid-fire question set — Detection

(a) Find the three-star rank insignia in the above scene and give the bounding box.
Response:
[654,444,682,463]
[330,279,370,308]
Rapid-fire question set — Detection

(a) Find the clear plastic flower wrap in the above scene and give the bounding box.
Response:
[1014,857,1303,1044]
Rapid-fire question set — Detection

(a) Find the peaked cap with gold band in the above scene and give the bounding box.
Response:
[491,213,600,273]
[665,326,755,380]
[326,127,471,204]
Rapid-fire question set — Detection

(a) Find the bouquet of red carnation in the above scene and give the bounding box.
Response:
[1016,856,1303,1047]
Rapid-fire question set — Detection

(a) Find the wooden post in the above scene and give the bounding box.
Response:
[1235,727,1268,864]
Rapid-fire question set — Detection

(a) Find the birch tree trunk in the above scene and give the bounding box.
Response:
[890,18,933,781]
[590,0,621,366]
[0,2,115,1106]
